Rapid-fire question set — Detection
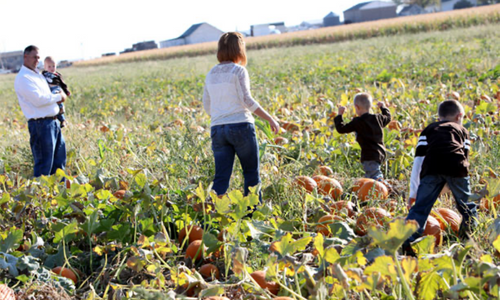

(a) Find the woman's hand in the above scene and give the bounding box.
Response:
[269,118,280,134]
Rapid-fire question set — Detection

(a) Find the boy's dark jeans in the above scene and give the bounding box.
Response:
[211,122,261,201]
[404,175,477,247]
[362,160,383,179]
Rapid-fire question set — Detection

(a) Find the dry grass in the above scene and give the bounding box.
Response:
[75,4,500,67]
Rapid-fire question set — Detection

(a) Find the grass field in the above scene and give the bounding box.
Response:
[0,22,499,299]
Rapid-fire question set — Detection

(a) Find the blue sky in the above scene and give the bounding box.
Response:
[1,0,362,61]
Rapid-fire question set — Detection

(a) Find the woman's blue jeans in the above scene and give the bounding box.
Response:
[211,122,261,200]
[28,118,66,177]
[405,175,477,245]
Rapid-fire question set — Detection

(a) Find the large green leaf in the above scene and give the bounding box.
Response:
[199,286,225,299]
[44,245,68,268]
[400,257,417,284]
[202,233,221,254]
[0,227,23,253]
[493,235,500,253]
[364,255,398,281]
[53,221,79,244]
[82,210,100,236]
[328,222,356,242]
[0,252,19,276]
[107,223,132,243]
[419,270,442,300]
[367,218,418,255]
[214,192,231,214]
[314,233,325,258]
[272,233,312,257]
[413,235,435,256]
[324,246,340,264]
[17,255,40,272]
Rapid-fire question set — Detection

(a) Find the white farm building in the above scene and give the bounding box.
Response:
[159,23,224,48]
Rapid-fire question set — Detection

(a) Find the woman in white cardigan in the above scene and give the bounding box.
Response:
[203,32,279,201]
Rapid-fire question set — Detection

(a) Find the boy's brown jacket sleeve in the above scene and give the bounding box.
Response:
[334,115,359,133]
[379,107,391,127]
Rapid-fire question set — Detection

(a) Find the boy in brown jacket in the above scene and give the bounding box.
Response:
[334,92,391,179]
[403,100,477,255]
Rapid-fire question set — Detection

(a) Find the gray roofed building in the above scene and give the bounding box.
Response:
[344,1,397,24]
[160,23,224,48]
[0,50,23,73]
[397,4,425,16]
[323,12,340,27]
[250,22,286,36]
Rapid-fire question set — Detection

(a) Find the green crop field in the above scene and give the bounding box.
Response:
[0,23,499,300]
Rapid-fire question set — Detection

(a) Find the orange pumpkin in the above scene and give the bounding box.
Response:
[316,214,344,236]
[435,208,461,233]
[294,176,317,193]
[316,166,334,177]
[355,207,391,236]
[480,194,500,211]
[182,282,198,297]
[52,266,78,284]
[330,200,355,218]
[312,175,343,199]
[179,225,204,244]
[352,178,375,193]
[0,284,15,300]
[282,122,299,132]
[250,271,279,295]
[274,137,289,145]
[113,190,126,199]
[357,181,389,202]
[423,215,442,247]
[185,240,205,261]
[199,263,220,280]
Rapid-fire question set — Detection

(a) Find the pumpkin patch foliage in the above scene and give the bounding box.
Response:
[0,22,499,299]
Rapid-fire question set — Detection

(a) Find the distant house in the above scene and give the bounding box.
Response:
[160,23,223,48]
[426,0,477,12]
[57,60,72,68]
[343,1,397,24]
[250,22,286,36]
[323,12,340,27]
[397,4,425,16]
[300,19,323,30]
[121,40,158,54]
[0,50,23,72]
[102,52,116,57]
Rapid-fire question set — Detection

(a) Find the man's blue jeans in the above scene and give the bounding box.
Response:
[28,118,66,177]
[211,122,261,200]
[405,175,477,244]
